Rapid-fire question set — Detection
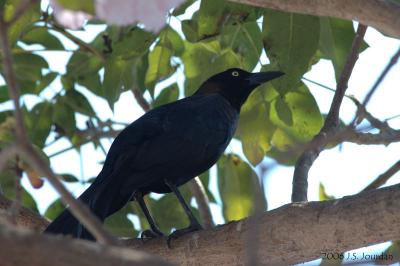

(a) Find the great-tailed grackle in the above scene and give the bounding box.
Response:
[44,68,284,242]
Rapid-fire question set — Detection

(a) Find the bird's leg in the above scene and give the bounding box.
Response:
[164,179,203,246]
[133,191,164,239]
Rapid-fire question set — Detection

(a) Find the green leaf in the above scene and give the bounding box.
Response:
[0,85,10,103]
[112,27,155,58]
[0,169,38,213]
[274,96,293,126]
[149,193,189,233]
[21,27,64,50]
[11,52,48,89]
[34,72,58,94]
[270,83,323,143]
[60,174,79,183]
[217,154,265,221]
[4,0,40,46]
[24,102,53,148]
[152,83,179,108]
[319,183,335,201]
[198,0,226,38]
[66,51,102,78]
[182,42,241,96]
[263,10,320,93]
[161,26,185,56]
[76,73,103,97]
[319,18,368,81]
[103,57,129,108]
[172,0,195,16]
[53,96,76,136]
[220,21,262,70]
[236,89,275,165]
[64,89,96,117]
[105,205,138,237]
[144,45,174,97]
[56,0,95,14]
[44,198,65,221]
[181,19,200,42]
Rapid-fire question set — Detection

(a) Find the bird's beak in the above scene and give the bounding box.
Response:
[247,71,285,86]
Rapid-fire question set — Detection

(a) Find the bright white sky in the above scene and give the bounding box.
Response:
[7,1,400,265]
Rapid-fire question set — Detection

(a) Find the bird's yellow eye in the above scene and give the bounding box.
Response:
[232,71,239,77]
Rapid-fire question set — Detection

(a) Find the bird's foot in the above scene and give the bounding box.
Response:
[140,229,164,242]
[167,224,202,248]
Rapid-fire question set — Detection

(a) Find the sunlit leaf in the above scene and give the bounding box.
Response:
[217,154,265,221]
[263,10,319,93]
[44,198,65,221]
[319,18,369,81]
[319,183,335,201]
[144,45,174,97]
[152,83,179,108]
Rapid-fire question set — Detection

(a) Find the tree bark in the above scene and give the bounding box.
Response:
[3,184,400,265]
[0,194,49,231]
[0,226,171,266]
[125,184,400,265]
[229,0,400,38]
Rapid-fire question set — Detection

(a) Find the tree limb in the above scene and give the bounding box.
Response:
[0,194,49,231]
[0,226,171,266]
[228,0,400,38]
[124,183,400,265]
[292,24,367,202]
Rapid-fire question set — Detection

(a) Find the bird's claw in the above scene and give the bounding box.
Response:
[140,229,164,242]
[167,224,202,248]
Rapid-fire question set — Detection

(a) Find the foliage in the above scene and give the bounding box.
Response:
[0,0,370,238]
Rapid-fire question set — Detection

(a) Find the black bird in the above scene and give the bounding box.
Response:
[44,68,284,242]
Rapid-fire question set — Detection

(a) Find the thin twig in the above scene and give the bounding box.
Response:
[188,177,213,229]
[8,158,23,225]
[131,88,151,112]
[0,13,116,245]
[292,24,368,202]
[47,25,105,61]
[352,46,400,125]
[362,160,400,192]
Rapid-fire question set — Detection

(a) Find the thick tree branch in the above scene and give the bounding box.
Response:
[228,0,400,38]
[0,226,171,266]
[292,24,367,202]
[124,183,400,265]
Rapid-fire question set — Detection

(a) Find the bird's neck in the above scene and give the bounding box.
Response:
[194,82,244,112]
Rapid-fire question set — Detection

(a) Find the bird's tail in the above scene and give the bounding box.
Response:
[44,174,128,240]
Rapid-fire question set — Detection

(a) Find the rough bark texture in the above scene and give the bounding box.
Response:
[0,194,49,231]
[125,184,400,265]
[0,226,171,266]
[2,185,400,265]
[229,0,400,38]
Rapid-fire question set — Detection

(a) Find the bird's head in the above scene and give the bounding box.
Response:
[195,68,284,111]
